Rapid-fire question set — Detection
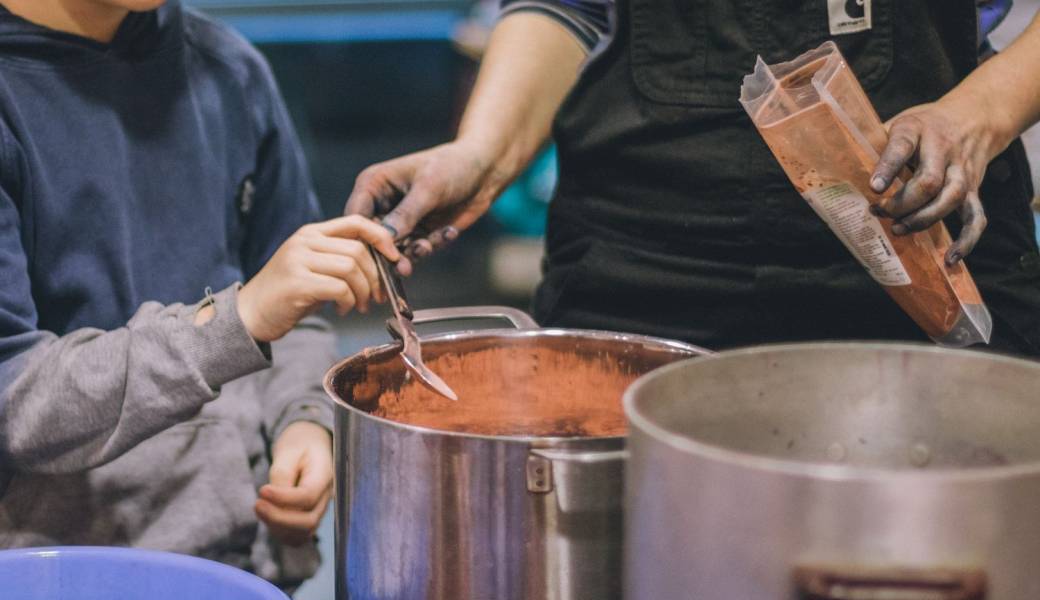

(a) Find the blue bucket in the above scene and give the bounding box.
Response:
[0,547,288,600]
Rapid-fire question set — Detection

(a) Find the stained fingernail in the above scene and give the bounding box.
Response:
[891,222,909,235]
[946,251,962,266]
[444,227,459,241]
[381,223,399,240]
[870,176,886,192]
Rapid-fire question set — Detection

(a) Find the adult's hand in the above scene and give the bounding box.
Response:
[344,12,587,275]
[868,101,996,265]
[869,9,1040,265]
[345,140,504,276]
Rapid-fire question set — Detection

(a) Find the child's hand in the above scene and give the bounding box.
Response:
[255,421,333,547]
[237,216,399,342]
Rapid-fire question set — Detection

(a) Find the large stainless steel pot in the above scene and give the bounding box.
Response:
[324,306,705,600]
[623,343,1040,600]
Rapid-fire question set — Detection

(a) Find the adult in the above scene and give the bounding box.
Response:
[347,1,1040,355]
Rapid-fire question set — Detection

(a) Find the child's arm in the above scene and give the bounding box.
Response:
[0,280,267,477]
[0,209,396,477]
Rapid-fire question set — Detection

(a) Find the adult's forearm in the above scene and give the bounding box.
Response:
[456,12,586,183]
[940,11,1040,156]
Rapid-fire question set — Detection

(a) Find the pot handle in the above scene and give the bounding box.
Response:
[529,449,628,464]
[794,566,987,600]
[405,306,539,330]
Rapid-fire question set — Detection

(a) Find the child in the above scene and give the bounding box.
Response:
[0,0,398,590]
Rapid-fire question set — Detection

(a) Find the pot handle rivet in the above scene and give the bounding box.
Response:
[909,442,933,468]
[526,455,553,493]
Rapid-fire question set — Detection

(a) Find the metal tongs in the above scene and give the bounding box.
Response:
[371,247,459,401]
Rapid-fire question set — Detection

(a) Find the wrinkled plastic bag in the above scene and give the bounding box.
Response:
[740,41,991,347]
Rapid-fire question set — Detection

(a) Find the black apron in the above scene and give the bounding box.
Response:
[533,0,1040,356]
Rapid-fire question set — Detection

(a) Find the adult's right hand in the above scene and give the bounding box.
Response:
[346,11,590,275]
[345,140,507,276]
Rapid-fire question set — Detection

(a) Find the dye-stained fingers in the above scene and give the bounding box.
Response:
[380,180,442,247]
[868,106,990,264]
[346,156,420,220]
[877,129,950,219]
[870,116,922,198]
[890,165,968,235]
[947,192,988,265]
[404,226,460,261]
[345,151,442,253]
[345,142,499,276]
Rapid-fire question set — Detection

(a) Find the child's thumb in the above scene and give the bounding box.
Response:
[268,449,303,488]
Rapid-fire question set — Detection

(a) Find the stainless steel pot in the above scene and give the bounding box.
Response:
[623,343,1040,600]
[324,306,706,600]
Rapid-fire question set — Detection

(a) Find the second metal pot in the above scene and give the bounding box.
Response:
[624,343,1040,600]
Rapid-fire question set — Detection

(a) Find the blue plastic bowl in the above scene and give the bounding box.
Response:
[0,547,288,600]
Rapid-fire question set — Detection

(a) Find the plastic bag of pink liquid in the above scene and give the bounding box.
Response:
[739,41,991,347]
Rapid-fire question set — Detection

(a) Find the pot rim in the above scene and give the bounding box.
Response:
[324,326,708,444]
[623,341,1040,483]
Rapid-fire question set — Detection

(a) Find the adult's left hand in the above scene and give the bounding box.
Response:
[255,421,333,546]
[869,101,1001,265]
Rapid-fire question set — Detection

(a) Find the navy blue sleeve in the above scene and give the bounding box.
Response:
[239,54,322,279]
[0,163,35,489]
[0,125,44,377]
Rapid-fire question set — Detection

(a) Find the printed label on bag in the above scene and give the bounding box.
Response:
[828,0,871,35]
[805,183,911,286]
